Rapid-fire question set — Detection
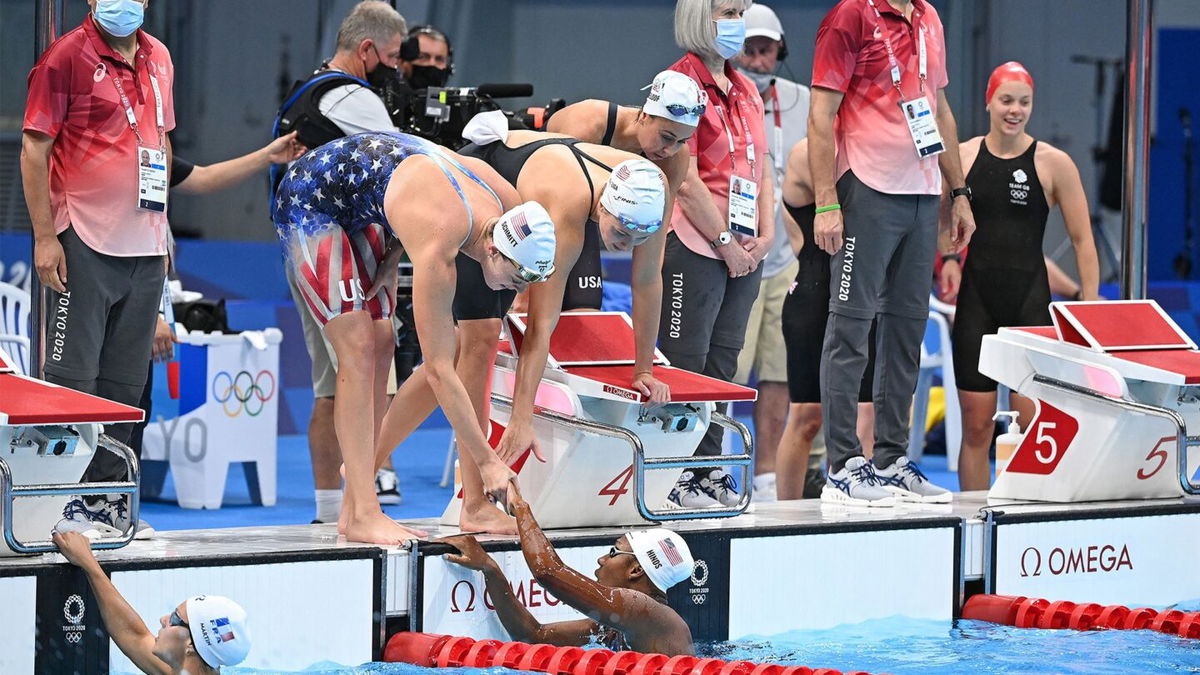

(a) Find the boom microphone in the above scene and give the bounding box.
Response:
[477,83,534,99]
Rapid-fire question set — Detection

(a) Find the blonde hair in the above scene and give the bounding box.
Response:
[674,0,754,62]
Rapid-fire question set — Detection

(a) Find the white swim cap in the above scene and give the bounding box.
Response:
[600,160,667,233]
[625,528,694,593]
[494,201,557,281]
[642,70,707,128]
[185,595,251,668]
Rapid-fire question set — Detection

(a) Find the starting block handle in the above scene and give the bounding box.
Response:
[0,434,141,554]
[489,396,755,522]
[1033,375,1200,495]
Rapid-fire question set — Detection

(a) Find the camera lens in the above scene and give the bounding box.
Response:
[53,440,67,456]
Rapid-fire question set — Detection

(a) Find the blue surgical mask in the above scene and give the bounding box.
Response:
[713,19,746,60]
[94,0,144,38]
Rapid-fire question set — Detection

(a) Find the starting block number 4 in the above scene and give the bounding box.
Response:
[1007,401,1079,475]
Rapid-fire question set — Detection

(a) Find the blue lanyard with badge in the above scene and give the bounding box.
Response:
[866,0,944,158]
[716,94,759,237]
[112,68,169,212]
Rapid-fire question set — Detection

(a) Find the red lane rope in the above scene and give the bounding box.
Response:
[961,594,1200,638]
[383,632,883,675]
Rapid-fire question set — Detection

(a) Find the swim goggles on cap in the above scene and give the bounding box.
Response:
[664,102,707,118]
[616,214,663,234]
[504,254,555,283]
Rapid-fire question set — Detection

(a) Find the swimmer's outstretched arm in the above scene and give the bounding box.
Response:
[53,532,171,675]
[443,534,598,646]
[506,483,667,637]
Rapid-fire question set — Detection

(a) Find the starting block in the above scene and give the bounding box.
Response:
[979,300,1200,502]
[0,350,144,555]
[442,312,757,529]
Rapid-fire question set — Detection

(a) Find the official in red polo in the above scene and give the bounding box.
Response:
[659,0,774,509]
[809,0,975,506]
[22,0,173,537]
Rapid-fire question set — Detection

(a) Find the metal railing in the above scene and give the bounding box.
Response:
[1033,374,1200,495]
[0,433,141,554]
[490,394,755,521]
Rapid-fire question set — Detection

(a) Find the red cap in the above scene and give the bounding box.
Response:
[986,61,1034,103]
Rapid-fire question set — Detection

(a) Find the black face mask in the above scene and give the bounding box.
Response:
[367,63,401,90]
[406,64,450,90]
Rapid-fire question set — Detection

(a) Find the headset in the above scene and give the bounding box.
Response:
[776,35,789,62]
[401,25,454,74]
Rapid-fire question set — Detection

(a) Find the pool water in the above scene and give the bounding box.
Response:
[225,616,1200,675]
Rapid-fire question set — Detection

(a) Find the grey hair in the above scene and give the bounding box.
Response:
[335,1,407,53]
[674,0,753,62]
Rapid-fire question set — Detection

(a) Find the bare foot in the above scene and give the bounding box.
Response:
[337,502,348,535]
[460,503,518,535]
[343,510,421,545]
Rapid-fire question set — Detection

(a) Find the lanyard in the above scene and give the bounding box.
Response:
[715,91,756,175]
[768,84,784,174]
[866,0,926,96]
[111,65,165,149]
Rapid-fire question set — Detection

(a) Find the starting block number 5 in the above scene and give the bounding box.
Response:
[1006,401,1080,475]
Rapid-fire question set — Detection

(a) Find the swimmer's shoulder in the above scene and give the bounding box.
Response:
[546,99,610,143]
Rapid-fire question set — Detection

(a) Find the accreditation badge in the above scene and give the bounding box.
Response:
[137,146,169,213]
[900,96,945,159]
[728,176,758,237]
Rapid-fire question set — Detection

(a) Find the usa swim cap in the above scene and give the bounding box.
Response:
[625,528,694,592]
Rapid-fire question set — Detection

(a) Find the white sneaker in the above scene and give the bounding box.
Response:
[872,457,952,503]
[753,472,777,502]
[61,497,151,539]
[821,456,897,507]
[666,470,720,508]
[699,468,741,507]
[89,496,155,540]
[375,468,402,505]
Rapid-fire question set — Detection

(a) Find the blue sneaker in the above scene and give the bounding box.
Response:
[821,456,897,507]
[872,457,952,503]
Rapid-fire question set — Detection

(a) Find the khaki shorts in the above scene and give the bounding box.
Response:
[735,258,798,384]
[287,270,397,398]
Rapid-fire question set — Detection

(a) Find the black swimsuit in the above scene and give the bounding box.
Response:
[453,138,611,319]
[952,139,1052,391]
[780,202,875,403]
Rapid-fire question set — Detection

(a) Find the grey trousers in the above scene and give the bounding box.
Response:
[44,227,166,483]
[658,233,763,457]
[820,171,938,473]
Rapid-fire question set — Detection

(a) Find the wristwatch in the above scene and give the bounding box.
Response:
[710,231,733,249]
[950,186,973,201]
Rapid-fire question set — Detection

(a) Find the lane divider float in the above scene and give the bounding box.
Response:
[383,632,884,675]
[961,594,1200,638]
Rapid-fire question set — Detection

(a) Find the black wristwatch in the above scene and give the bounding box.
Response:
[710,231,733,248]
[940,252,962,264]
[950,186,973,202]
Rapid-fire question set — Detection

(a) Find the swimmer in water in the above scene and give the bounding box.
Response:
[54,530,251,674]
[442,482,694,655]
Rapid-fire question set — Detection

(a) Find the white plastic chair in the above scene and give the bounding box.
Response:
[907,297,962,471]
[0,282,31,376]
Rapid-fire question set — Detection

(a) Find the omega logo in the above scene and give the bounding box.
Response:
[1019,544,1133,578]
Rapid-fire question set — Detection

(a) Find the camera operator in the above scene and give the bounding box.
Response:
[399,25,452,91]
[273,0,407,525]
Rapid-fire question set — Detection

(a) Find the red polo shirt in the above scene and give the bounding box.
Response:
[24,15,176,257]
[668,52,767,260]
[812,0,948,195]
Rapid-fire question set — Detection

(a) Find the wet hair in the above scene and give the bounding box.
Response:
[335,1,407,53]
[674,0,753,62]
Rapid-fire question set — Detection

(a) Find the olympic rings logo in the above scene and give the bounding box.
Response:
[212,370,276,417]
